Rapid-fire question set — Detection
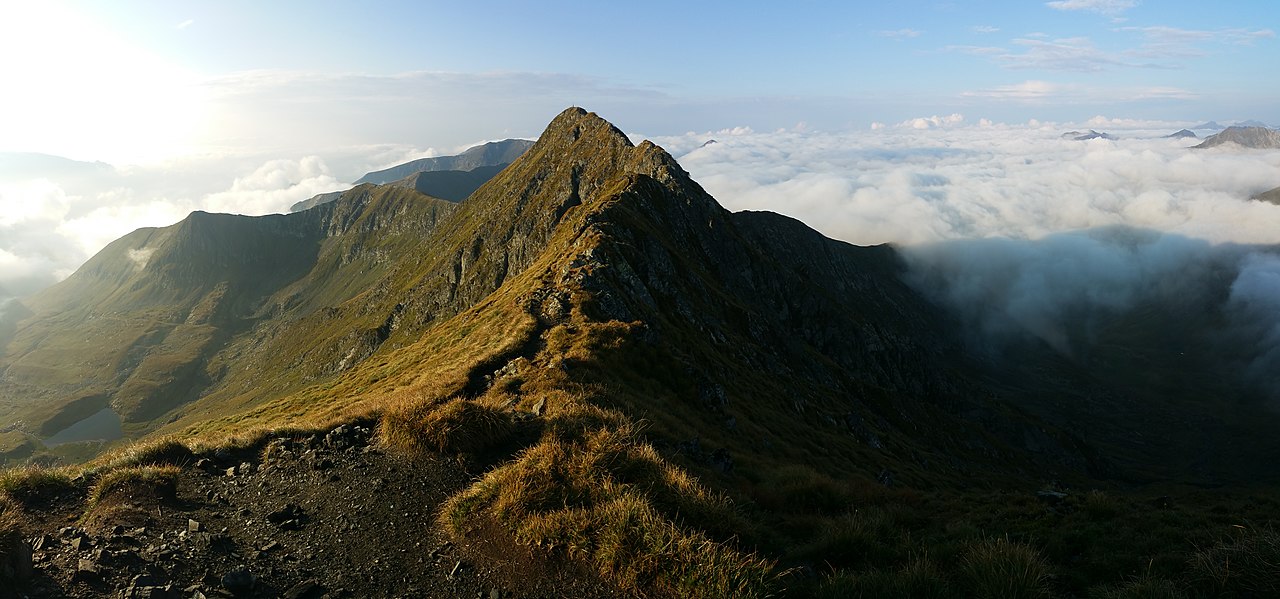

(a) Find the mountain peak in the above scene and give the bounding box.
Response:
[1194,126,1280,149]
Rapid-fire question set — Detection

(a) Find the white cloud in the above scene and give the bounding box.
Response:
[962,80,1064,101]
[878,29,922,39]
[901,114,966,129]
[203,156,343,215]
[1000,37,1133,71]
[973,26,1000,34]
[657,123,1280,249]
[961,80,1197,105]
[1045,0,1138,15]
[661,124,1280,383]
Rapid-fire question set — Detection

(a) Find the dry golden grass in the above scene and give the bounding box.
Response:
[0,465,78,507]
[381,395,516,455]
[87,465,180,508]
[441,406,778,598]
[93,436,194,472]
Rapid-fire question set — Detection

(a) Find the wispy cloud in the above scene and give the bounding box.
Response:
[1045,0,1138,15]
[999,37,1136,72]
[972,25,1000,34]
[960,80,1196,104]
[879,28,923,40]
[948,24,1274,73]
[1122,25,1275,59]
[961,80,1065,102]
[945,45,1005,56]
[176,19,194,30]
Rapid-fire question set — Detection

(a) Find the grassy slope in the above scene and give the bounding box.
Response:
[5,109,1280,597]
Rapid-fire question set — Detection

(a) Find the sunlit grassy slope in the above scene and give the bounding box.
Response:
[6,108,1280,597]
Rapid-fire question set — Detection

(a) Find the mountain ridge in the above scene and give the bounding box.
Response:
[8,107,1280,598]
[354,138,534,185]
[1193,125,1280,149]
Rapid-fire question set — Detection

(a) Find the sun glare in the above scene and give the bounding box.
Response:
[0,1,208,164]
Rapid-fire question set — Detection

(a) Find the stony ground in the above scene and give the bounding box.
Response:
[8,425,626,598]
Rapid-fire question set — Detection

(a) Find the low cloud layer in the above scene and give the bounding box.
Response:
[661,122,1280,247]
[657,121,1280,398]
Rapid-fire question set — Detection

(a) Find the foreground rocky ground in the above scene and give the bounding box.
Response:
[6,425,625,598]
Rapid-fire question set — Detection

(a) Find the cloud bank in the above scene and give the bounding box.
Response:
[658,121,1280,398]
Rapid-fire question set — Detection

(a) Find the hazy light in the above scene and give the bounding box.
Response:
[0,1,208,164]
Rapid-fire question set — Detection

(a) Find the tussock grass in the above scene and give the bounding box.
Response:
[794,508,908,572]
[1088,573,1187,599]
[0,466,77,507]
[95,436,194,471]
[443,413,778,598]
[381,396,516,454]
[809,554,952,599]
[1082,490,1121,521]
[1188,524,1280,596]
[88,465,180,508]
[960,537,1055,599]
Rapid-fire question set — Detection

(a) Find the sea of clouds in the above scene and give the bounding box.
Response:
[655,119,1280,396]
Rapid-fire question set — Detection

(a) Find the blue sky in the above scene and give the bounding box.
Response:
[0,0,1276,163]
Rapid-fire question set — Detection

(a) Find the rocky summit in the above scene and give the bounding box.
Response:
[1193,125,1280,149]
[5,108,1280,598]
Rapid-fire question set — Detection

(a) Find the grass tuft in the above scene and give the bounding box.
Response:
[443,416,778,598]
[97,437,194,470]
[960,536,1055,599]
[1088,573,1187,599]
[381,396,516,454]
[1188,524,1280,596]
[0,466,77,507]
[1082,490,1121,521]
[88,465,180,508]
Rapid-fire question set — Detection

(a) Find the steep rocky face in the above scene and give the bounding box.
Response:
[1194,126,1280,149]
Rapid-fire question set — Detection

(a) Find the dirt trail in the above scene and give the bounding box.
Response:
[12,425,623,599]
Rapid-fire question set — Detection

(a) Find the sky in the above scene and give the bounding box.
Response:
[0,0,1276,164]
[0,0,1279,303]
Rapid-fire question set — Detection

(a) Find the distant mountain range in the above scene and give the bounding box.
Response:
[0,152,113,180]
[1061,130,1116,141]
[289,139,534,212]
[1164,129,1197,139]
[1192,120,1270,131]
[1194,126,1280,149]
[355,139,533,185]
